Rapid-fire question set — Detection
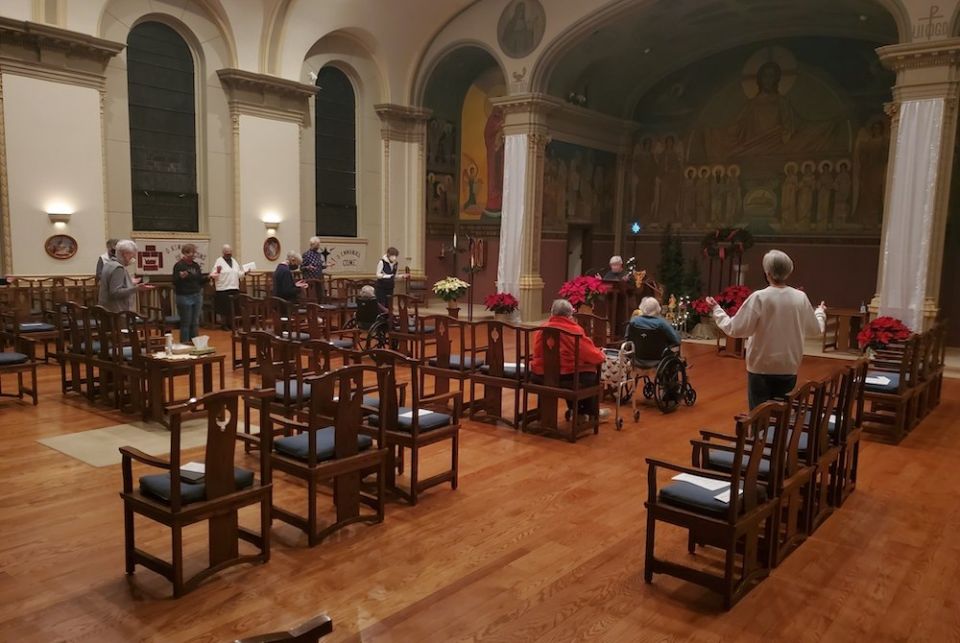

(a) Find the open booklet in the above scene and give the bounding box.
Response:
[671,473,743,504]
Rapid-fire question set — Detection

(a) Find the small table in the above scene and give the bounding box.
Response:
[141,352,226,426]
[823,309,868,353]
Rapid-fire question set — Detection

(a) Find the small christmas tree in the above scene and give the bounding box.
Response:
[682,257,702,299]
[657,225,685,301]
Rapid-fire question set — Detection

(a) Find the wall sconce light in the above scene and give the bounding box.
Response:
[46,202,74,226]
[262,212,281,236]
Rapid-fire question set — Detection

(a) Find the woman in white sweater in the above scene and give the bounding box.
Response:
[707,249,826,409]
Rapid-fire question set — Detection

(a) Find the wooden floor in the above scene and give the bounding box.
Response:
[1,334,959,642]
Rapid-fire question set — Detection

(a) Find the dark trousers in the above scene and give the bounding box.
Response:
[374,283,394,310]
[747,372,797,410]
[215,289,239,328]
[531,371,600,416]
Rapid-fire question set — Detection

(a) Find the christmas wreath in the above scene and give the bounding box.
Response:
[701,227,755,260]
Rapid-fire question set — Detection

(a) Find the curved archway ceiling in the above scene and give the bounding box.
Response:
[545,0,898,119]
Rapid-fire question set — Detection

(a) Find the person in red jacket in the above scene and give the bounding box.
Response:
[530,299,607,418]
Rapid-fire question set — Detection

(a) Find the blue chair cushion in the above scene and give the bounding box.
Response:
[659,480,765,518]
[0,352,29,365]
[427,354,484,370]
[330,338,354,349]
[706,449,772,477]
[765,428,810,452]
[275,379,311,401]
[410,324,435,334]
[279,331,311,341]
[18,322,56,332]
[139,467,254,504]
[274,427,373,461]
[369,406,453,432]
[865,371,901,393]
[75,342,133,360]
[479,362,526,378]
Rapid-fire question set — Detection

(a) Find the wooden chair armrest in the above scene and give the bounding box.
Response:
[698,430,737,442]
[645,458,733,481]
[119,446,171,470]
[689,439,739,454]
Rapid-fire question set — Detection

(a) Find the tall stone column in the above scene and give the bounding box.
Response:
[491,94,555,322]
[872,40,960,330]
[375,104,430,278]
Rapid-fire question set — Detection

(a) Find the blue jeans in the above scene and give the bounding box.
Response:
[747,372,797,410]
[176,292,202,343]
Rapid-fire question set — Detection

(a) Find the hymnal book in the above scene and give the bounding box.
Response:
[180,461,205,484]
[671,473,728,492]
[398,409,436,419]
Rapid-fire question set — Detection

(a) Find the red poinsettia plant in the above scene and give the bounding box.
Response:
[558,275,609,309]
[692,285,753,317]
[857,316,912,351]
[484,292,519,314]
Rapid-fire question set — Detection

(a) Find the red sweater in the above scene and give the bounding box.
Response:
[530,315,605,375]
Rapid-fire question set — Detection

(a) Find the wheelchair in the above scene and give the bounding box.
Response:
[343,298,390,350]
[602,324,696,424]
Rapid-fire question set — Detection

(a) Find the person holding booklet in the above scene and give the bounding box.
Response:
[707,249,826,409]
[210,244,246,329]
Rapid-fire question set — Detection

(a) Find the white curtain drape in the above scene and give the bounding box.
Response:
[497,133,527,299]
[879,98,944,331]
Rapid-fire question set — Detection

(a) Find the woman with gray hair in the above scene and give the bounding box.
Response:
[301,236,325,280]
[627,296,681,346]
[707,249,827,409]
[98,239,150,312]
[273,251,307,302]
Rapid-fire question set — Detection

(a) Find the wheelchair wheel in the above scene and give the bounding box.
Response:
[364,321,388,350]
[343,317,358,330]
[654,357,685,414]
[642,380,655,400]
[683,385,697,407]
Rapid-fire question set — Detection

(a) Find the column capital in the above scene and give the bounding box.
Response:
[375,103,431,142]
[878,38,960,101]
[217,68,316,125]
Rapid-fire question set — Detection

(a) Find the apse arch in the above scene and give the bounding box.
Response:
[413,40,509,108]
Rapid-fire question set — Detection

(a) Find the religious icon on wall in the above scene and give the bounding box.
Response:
[263,236,281,262]
[426,118,457,173]
[497,0,545,59]
[631,38,893,236]
[458,68,506,221]
[542,140,617,233]
[427,172,457,219]
[44,234,77,260]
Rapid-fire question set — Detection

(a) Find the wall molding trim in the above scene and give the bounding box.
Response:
[217,68,317,125]
[375,103,431,143]
[878,38,960,72]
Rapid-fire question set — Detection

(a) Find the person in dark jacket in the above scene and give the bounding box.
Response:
[172,243,205,343]
[374,246,407,309]
[273,251,307,302]
[301,236,325,281]
[626,297,682,346]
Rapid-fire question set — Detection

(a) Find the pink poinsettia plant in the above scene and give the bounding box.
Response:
[857,316,912,351]
[558,275,609,309]
[484,292,519,314]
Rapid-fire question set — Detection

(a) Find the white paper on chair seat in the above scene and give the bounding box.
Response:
[503,362,517,368]
[182,461,205,474]
[714,487,742,503]
[242,262,257,271]
[671,473,728,491]
[865,375,891,386]
[399,409,436,419]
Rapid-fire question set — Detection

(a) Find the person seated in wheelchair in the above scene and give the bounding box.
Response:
[626,297,682,365]
[355,285,389,331]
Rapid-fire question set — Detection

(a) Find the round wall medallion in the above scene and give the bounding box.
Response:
[497,0,545,59]
[263,236,281,262]
[44,234,78,260]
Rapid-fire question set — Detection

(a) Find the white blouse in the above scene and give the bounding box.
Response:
[212,256,245,291]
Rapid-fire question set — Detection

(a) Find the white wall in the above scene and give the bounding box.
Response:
[238,115,300,269]
[3,74,107,275]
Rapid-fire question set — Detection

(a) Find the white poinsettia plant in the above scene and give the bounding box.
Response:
[432,276,470,302]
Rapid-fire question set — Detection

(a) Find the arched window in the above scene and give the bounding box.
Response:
[315,67,357,237]
[127,22,198,232]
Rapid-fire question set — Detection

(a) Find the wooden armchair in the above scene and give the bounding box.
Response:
[235,614,333,643]
[521,326,603,442]
[421,315,483,406]
[807,368,843,533]
[264,364,389,545]
[833,357,868,507]
[390,294,431,357]
[862,334,920,443]
[302,303,355,350]
[574,312,611,348]
[469,320,527,428]
[55,301,98,398]
[119,388,273,597]
[366,349,461,505]
[143,284,180,333]
[242,331,308,452]
[644,401,787,609]
[0,313,38,406]
[232,294,268,370]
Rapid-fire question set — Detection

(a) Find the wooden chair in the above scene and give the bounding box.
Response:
[0,320,38,405]
[119,388,273,597]
[574,312,611,348]
[644,401,787,609]
[302,302,355,350]
[391,294,431,357]
[421,315,483,406]
[807,368,843,533]
[242,331,309,452]
[521,326,603,442]
[833,357,868,507]
[928,320,948,411]
[366,349,461,505]
[143,284,180,333]
[469,320,526,428]
[55,301,98,399]
[695,381,822,566]
[264,364,389,545]
[862,334,920,443]
[235,614,333,643]
[232,294,268,370]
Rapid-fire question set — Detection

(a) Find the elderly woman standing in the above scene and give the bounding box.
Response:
[172,243,205,343]
[211,244,245,329]
[301,236,325,281]
[99,239,149,312]
[708,249,826,409]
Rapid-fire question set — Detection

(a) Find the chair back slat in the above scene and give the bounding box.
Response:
[731,401,786,518]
